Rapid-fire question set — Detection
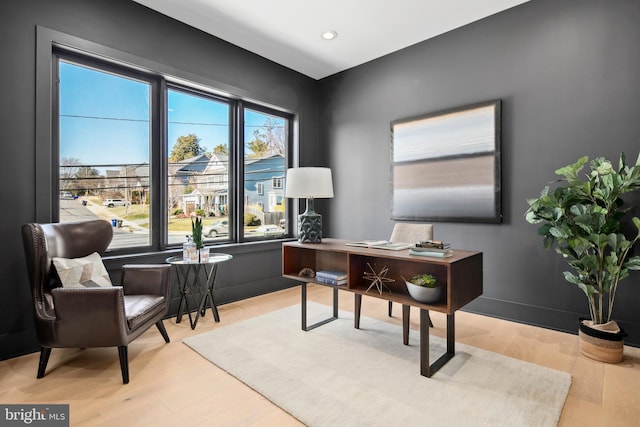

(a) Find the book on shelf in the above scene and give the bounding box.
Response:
[315,270,348,280]
[345,240,389,248]
[408,247,453,258]
[314,276,348,286]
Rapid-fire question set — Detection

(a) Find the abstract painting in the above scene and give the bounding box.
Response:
[391,100,502,223]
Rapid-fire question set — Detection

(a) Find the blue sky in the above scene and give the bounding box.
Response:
[59,60,281,170]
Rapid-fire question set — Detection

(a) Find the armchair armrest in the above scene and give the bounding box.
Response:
[51,287,128,347]
[121,264,171,298]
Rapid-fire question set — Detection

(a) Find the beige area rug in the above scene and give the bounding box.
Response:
[184,303,571,427]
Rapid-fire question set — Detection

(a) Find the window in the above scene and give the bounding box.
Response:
[55,51,291,251]
[243,109,287,239]
[57,59,153,249]
[167,88,231,245]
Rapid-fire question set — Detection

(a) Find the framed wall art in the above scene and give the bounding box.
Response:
[391,99,502,223]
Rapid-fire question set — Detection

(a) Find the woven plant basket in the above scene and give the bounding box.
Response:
[578,318,626,364]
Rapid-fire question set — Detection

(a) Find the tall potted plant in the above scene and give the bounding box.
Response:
[191,216,204,250]
[191,216,208,262]
[525,153,640,363]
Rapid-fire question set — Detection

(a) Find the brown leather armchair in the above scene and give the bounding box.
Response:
[22,219,171,384]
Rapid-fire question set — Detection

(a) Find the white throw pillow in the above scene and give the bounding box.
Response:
[52,252,112,288]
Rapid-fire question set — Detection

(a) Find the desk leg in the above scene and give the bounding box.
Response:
[421,310,455,377]
[354,294,362,329]
[403,305,410,345]
[301,283,338,331]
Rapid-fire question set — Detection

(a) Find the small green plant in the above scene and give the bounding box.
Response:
[405,274,439,288]
[191,216,204,249]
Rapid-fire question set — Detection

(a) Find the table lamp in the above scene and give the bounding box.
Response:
[285,167,334,243]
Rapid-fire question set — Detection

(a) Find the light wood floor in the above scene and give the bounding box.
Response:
[2,285,639,426]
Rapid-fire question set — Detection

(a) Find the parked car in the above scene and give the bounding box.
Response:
[103,199,130,207]
[203,219,229,237]
[60,191,73,199]
[251,224,285,237]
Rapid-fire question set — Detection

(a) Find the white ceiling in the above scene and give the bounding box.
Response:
[132,0,529,80]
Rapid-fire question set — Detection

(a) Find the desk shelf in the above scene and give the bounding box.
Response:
[283,239,481,315]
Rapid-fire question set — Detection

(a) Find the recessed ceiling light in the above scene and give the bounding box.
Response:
[321,31,338,40]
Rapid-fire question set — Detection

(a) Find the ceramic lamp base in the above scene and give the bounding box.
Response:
[298,198,322,243]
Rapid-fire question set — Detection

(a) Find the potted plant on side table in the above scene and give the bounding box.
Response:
[191,216,208,262]
[525,153,640,363]
[403,274,442,304]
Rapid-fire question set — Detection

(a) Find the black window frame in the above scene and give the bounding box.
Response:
[39,27,295,255]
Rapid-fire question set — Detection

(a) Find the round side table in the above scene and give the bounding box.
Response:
[166,253,232,329]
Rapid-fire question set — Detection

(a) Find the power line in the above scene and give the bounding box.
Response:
[60,114,148,123]
[60,114,285,129]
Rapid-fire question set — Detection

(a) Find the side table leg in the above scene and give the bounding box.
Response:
[175,265,193,325]
[193,263,221,327]
[354,294,362,329]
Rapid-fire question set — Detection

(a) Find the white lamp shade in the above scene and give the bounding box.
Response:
[285,167,334,199]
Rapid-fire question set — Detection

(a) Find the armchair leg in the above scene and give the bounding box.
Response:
[118,346,129,384]
[37,347,51,379]
[156,320,170,343]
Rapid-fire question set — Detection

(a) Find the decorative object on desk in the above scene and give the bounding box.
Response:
[298,267,315,278]
[391,99,502,223]
[525,153,640,363]
[363,263,394,295]
[285,167,334,243]
[403,274,442,304]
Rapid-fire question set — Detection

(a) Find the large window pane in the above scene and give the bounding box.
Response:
[243,109,287,239]
[167,89,231,245]
[58,60,151,250]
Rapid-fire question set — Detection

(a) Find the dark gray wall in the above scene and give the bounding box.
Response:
[0,0,318,359]
[319,0,640,345]
[3,0,640,361]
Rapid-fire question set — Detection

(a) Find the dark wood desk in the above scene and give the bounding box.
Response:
[282,238,483,377]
